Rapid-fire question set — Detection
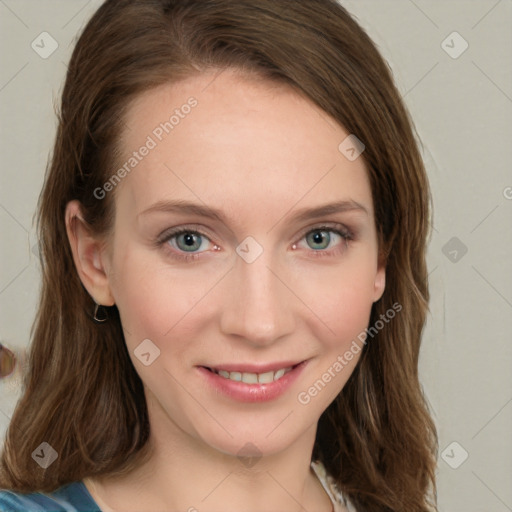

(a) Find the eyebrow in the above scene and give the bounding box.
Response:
[138,199,369,223]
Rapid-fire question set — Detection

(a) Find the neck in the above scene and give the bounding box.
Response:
[86,390,333,512]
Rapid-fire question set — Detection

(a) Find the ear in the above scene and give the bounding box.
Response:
[65,200,115,307]
[373,263,386,303]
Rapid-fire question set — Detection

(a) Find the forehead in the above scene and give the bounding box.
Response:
[115,69,373,224]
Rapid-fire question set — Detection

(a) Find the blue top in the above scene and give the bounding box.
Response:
[0,481,100,512]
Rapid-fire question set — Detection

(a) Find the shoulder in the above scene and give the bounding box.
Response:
[0,482,100,512]
[311,460,359,512]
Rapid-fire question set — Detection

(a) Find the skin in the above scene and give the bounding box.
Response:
[66,68,385,512]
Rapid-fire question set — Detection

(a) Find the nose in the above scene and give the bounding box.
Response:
[219,251,295,347]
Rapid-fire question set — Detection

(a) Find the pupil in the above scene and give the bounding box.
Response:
[184,234,195,246]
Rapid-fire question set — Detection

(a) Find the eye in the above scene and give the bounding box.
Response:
[157,227,217,262]
[295,225,352,255]
[305,229,336,250]
[171,231,210,252]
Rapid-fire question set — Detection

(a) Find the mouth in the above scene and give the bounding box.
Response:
[203,365,299,385]
[197,360,308,402]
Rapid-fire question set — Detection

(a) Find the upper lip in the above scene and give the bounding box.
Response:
[201,360,305,374]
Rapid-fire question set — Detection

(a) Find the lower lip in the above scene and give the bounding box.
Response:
[197,362,307,403]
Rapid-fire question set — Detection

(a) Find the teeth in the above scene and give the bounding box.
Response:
[258,371,274,384]
[213,367,293,384]
[273,368,285,380]
[242,372,258,384]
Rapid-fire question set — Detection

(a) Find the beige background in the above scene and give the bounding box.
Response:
[1,1,511,510]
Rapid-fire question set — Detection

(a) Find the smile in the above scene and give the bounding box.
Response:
[198,361,307,402]
[210,366,293,384]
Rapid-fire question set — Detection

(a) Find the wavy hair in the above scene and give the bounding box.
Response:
[0,1,437,510]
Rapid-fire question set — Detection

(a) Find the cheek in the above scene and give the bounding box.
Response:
[107,241,233,373]
[293,261,376,407]
[107,246,205,348]
[291,254,378,347]
[326,280,375,337]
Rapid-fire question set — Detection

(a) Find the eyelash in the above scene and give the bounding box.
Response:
[156,224,354,263]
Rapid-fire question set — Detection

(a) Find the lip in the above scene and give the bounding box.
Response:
[197,360,308,403]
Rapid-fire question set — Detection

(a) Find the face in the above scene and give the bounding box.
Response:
[97,69,385,458]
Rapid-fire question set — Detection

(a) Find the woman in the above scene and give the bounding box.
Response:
[0,0,437,511]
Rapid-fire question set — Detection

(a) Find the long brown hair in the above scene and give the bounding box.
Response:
[0,1,437,510]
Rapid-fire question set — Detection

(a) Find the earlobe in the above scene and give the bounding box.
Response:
[65,200,115,307]
[373,265,386,302]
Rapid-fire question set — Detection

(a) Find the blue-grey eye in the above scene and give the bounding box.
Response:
[306,230,335,250]
[174,232,204,252]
